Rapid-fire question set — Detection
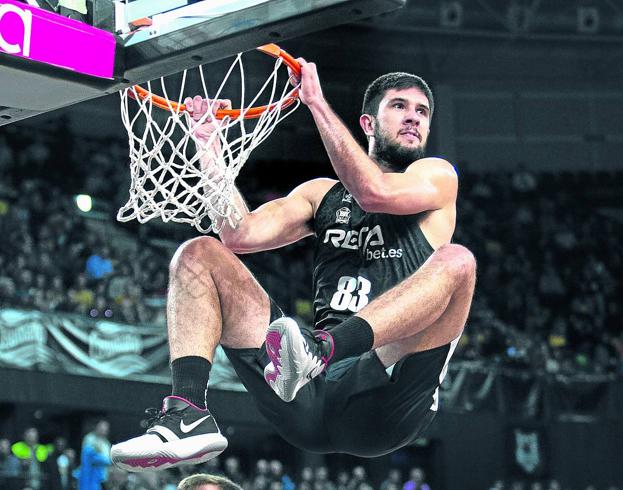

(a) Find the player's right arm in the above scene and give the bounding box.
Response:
[186,95,336,253]
[219,178,336,253]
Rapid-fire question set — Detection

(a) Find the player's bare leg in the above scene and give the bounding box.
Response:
[265,243,476,401]
[168,235,270,360]
[112,236,271,471]
[370,243,476,366]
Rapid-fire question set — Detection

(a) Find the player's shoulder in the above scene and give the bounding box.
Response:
[408,157,456,174]
[407,157,458,182]
[292,178,338,196]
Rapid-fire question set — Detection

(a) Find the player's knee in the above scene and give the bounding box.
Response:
[169,236,226,275]
[455,244,477,279]
[438,243,476,281]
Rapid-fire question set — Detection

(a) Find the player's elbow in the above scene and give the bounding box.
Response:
[220,235,253,254]
[220,224,253,254]
[357,182,392,213]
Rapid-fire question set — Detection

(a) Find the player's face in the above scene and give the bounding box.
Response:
[370,87,431,171]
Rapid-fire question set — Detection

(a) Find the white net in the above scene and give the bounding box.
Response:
[117,49,300,233]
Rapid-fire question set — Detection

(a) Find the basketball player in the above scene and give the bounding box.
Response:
[110,58,476,470]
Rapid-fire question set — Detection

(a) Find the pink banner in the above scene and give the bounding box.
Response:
[0,0,115,79]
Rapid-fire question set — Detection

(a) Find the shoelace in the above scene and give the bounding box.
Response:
[140,407,183,429]
[141,408,163,429]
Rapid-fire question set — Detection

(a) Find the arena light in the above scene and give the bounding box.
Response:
[75,194,93,213]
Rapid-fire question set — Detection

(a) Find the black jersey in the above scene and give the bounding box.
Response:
[312,182,435,329]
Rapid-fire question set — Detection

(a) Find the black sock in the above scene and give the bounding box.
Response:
[171,356,211,409]
[325,316,374,363]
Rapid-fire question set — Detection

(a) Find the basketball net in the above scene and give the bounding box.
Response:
[117,50,300,233]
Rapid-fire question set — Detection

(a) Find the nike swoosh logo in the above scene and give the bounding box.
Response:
[180,415,211,433]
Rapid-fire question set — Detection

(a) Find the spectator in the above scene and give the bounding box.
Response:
[347,466,367,490]
[68,274,95,315]
[177,473,243,490]
[314,465,336,490]
[85,247,114,280]
[223,456,245,486]
[380,469,403,490]
[0,437,21,490]
[42,436,73,490]
[268,459,294,490]
[336,470,350,490]
[78,420,111,490]
[11,427,51,490]
[403,468,430,490]
[300,467,315,488]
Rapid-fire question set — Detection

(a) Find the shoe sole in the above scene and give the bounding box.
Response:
[264,317,318,403]
[110,433,228,472]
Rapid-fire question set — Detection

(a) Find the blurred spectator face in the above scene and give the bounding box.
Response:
[269,459,283,477]
[269,482,283,490]
[54,437,67,452]
[19,269,33,287]
[95,420,110,438]
[64,448,76,464]
[52,276,63,289]
[0,277,16,297]
[388,469,401,482]
[24,427,39,445]
[549,481,561,490]
[0,437,11,454]
[256,459,269,475]
[409,468,424,483]
[337,471,349,484]
[16,255,27,270]
[315,466,329,481]
[352,466,366,480]
[253,475,269,490]
[35,274,46,289]
[301,467,313,482]
[77,274,88,288]
[224,456,240,474]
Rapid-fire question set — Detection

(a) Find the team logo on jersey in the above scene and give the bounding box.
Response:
[342,192,352,203]
[323,225,403,260]
[335,207,351,224]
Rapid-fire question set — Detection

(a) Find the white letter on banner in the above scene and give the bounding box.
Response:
[0,4,33,57]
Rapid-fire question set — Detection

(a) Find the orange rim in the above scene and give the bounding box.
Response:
[128,44,301,120]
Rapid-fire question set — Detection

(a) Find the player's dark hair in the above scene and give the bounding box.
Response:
[362,72,434,118]
[177,473,243,490]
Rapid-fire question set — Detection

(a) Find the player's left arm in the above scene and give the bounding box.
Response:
[296,59,457,214]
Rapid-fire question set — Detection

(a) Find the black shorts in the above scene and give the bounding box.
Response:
[222,301,455,457]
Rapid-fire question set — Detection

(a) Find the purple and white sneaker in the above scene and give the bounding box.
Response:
[264,317,334,402]
[110,396,227,472]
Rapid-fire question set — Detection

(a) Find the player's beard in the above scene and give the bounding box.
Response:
[371,124,426,172]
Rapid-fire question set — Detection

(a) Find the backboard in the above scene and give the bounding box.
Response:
[0,0,407,126]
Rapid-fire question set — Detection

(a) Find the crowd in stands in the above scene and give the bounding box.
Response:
[1,421,621,490]
[1,124,621,376]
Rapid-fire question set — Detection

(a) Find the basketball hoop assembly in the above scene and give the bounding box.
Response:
[117,44,301,233]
